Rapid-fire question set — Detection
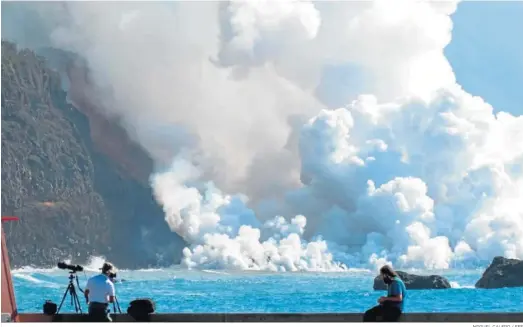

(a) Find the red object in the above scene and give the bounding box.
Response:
[1,216,19,322]
[1,217,19,222]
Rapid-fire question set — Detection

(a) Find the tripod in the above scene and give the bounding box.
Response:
[56,272,83,314]
[112,296,122,314]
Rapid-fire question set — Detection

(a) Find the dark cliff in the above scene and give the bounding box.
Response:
[1,41,185,269]
[475,256,523,289]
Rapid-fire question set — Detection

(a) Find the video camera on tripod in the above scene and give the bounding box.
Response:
[45,261,123,319]
[55,262,85,314]
[57,261,84,273]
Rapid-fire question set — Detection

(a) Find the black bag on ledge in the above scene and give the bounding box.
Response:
[43,300,57,315]
[127,298,155,322]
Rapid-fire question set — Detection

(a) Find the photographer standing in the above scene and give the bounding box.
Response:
[84,262,117,322]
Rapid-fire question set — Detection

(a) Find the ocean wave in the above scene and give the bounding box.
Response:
[12,273,61,288]
[450,281,475,289]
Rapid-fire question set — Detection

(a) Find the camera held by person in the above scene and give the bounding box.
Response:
[108,271,117,280]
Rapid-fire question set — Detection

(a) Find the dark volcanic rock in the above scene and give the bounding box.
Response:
[2,41,110,266]
[373,271,451,290]
[475,256,523,289]
[1,41,184,269]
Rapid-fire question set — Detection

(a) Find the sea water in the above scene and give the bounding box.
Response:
[11,267,523,313]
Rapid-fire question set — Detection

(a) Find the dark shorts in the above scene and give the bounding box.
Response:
[363,302,403,322]
[88,302,111,322]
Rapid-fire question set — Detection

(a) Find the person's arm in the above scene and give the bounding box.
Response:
[107,281,115,303]
[380,281,403,302]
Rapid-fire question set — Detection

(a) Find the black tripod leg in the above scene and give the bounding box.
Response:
[69,284,83,314]
[74,291,83,314]
[71,287,77,313]
[113,296,122,314]
[72,275,83,314]
[56,284,72,314]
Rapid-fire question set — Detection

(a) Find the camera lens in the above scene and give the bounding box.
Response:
[57,262,84,272]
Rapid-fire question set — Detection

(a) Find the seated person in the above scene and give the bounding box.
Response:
[363,265,406,322]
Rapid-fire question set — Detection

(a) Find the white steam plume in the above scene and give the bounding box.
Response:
[297,86,523,269]
[3,0,522,271]
[150,158,346,271]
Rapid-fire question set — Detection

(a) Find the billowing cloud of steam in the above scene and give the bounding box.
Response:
[3,0,522,271]
[297,87,523,269]
[150,158,345,271]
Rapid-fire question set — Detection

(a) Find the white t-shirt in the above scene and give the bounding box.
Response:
[85,274,115,304]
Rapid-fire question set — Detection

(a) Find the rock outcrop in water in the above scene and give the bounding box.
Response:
[475,256,523,289]
[373,271,451,290]
[1,40,185,269]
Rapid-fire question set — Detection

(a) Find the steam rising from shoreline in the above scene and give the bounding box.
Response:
[151,158,346,271]
[3,0,522,271]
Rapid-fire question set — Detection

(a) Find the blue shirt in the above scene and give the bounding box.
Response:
[387,277,407,311]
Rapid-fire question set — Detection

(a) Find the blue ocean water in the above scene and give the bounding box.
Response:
[11,267,523,313]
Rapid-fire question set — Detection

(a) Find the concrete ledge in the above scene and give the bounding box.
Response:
[1,313,13,323]
[17,313,523,323]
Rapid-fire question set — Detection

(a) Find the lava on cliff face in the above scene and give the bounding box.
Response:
[65,59,154,185]
[2,43,185,269]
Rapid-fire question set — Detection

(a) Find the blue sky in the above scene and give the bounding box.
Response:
[316,1,523,114]
[445,1,523,116]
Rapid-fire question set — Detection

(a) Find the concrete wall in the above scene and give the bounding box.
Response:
[18,313,523,323]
